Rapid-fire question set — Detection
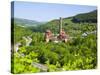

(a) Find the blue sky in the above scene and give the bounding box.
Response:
[13,1,97,22]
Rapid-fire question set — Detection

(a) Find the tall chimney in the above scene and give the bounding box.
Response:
[59,17,62,33]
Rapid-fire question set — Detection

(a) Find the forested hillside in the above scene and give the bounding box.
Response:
[72,10,97,23]
[11,10,97,74]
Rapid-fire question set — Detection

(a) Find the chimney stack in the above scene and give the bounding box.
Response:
[59,17,62,33]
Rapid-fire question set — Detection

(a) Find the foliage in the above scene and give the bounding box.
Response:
[13,24,32,43]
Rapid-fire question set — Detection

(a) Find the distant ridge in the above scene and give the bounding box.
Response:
[12,18,46,27]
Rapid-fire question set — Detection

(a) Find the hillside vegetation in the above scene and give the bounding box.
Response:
[72,10,97,23]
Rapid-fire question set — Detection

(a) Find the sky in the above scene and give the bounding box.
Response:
[12,1,97,22]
